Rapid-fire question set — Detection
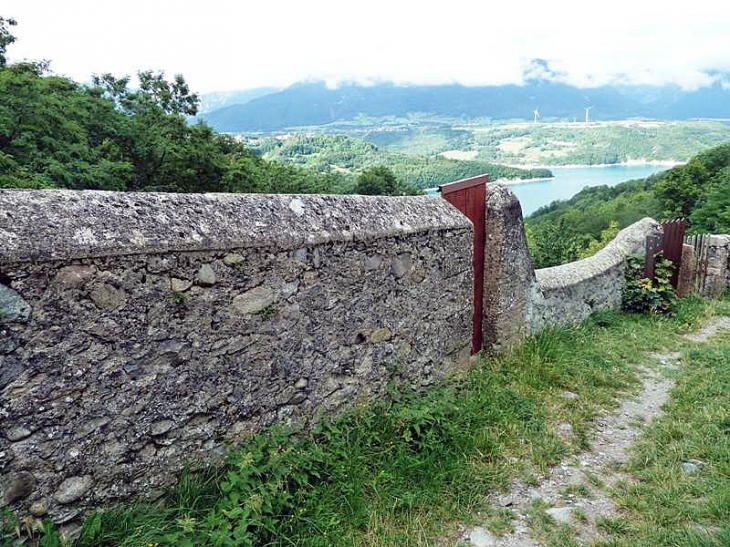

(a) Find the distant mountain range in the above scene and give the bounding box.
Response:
[199,78,730,133]
[198,87,280,113]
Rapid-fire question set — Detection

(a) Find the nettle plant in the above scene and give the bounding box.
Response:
[622,253,677,314]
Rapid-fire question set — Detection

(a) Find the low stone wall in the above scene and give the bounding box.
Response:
[482,184,661,351]
[530,218,661,331]
[0,190,473,522]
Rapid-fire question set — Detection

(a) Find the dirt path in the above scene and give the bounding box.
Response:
[458,317,730,547]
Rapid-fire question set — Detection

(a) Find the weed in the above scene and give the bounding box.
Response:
[257,304,278,321]
[595,516,631,535]
[170,291,189,308]
[561,484,591,499]
[572,508,588,524]
[622,253,677,315]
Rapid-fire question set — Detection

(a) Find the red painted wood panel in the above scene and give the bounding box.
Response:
[439,174,489,354]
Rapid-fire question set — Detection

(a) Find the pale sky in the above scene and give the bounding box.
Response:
[4,0,730,93]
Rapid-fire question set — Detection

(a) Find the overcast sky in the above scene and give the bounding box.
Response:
[4,0,730,93]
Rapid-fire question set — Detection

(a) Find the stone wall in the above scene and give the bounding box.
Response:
[0,190,473,522]
[530,217,662,331]
[482,184,661,351]
[686,235,730,298]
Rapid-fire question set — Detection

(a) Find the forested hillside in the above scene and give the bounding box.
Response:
[526,143,730,267]
[253,134,551,189]
[0,18,353,195]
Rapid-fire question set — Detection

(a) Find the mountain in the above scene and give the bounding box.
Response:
[200,79,730,133]
[198,87,280,113]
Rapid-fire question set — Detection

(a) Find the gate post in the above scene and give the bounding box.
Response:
[438,174,489,354]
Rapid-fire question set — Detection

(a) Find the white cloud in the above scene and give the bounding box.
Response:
[4,0,730,92]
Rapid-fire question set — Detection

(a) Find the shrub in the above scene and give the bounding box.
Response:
[622,253,677,314]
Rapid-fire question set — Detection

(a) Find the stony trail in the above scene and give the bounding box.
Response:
[458,317,730,547]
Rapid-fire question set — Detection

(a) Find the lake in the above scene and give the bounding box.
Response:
[427,164,673,216]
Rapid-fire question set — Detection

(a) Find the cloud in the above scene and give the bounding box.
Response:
[4,0,730,93]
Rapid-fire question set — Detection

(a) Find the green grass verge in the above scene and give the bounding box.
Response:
[593,298,730,547]
[1,297,717,547]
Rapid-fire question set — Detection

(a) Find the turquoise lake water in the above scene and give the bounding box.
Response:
[427,164,672,217]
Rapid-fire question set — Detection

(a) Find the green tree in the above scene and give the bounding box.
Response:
[0,16,16,68]
[355,166,422,196]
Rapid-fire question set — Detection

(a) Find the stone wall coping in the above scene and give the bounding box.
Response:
[707,234,730,247]
[535,217,661,291]
[0,190,471,263]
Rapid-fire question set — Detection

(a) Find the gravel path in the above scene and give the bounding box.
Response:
[457,317,730,547]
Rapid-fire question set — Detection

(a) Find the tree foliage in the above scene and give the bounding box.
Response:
[0,18,348,195]
[354,166,422,196]
[0,16,16,68]
[254,134,551,189]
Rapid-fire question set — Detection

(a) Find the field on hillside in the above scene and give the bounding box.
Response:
[303,119,730,167]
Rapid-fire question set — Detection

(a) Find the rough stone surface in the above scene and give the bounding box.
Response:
[0,189,473,521]
[546,506,574,524]
[54,476,94,505]
[232,286,276,315]
[0,284,31,323]
[0,190,470,262]
[531,217,661,332]
[467,526,498,546]
[682,461,701,474]
[197,264,216,286]
[482,185,539,352]
[6,426,31,442]
[1,471,36,506]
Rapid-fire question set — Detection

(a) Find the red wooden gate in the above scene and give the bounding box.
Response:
[645,219,687,288]
[438,174,489,354]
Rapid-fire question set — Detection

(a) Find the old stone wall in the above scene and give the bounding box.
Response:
[0,190,473,522]
[690,235,730,298]
[482,184,661,350]
[529,218,662,331]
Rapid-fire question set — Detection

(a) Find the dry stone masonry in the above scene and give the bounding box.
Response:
[0,190,473,522]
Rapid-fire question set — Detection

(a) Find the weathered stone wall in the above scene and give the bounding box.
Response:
[530,218,662,331]
[690,235,730,298]
[0,190,473,522]
[482,184,661,351]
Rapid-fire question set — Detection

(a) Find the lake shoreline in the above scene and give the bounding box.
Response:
[506,159,685,170]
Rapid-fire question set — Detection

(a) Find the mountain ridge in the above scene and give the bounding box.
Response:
[200,79,730,133]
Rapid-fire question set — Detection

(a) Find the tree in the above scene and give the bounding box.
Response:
[0,16,16,68]
[355,166,422,196]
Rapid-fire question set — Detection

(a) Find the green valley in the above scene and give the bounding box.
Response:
[345,119,730,166]
[249,134,552,189]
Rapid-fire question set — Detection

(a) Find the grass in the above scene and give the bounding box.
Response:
[592,298,730,547]
[1,296,720,547]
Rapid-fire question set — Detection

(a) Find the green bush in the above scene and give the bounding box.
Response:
[622,253,677,314]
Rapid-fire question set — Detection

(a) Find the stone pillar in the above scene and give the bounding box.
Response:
[677,243,696,297]
[703,235,730,298]
[482,184,538,353]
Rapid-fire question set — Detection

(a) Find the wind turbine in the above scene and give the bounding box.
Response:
[584,106,593,124]
[533,108,540,124]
